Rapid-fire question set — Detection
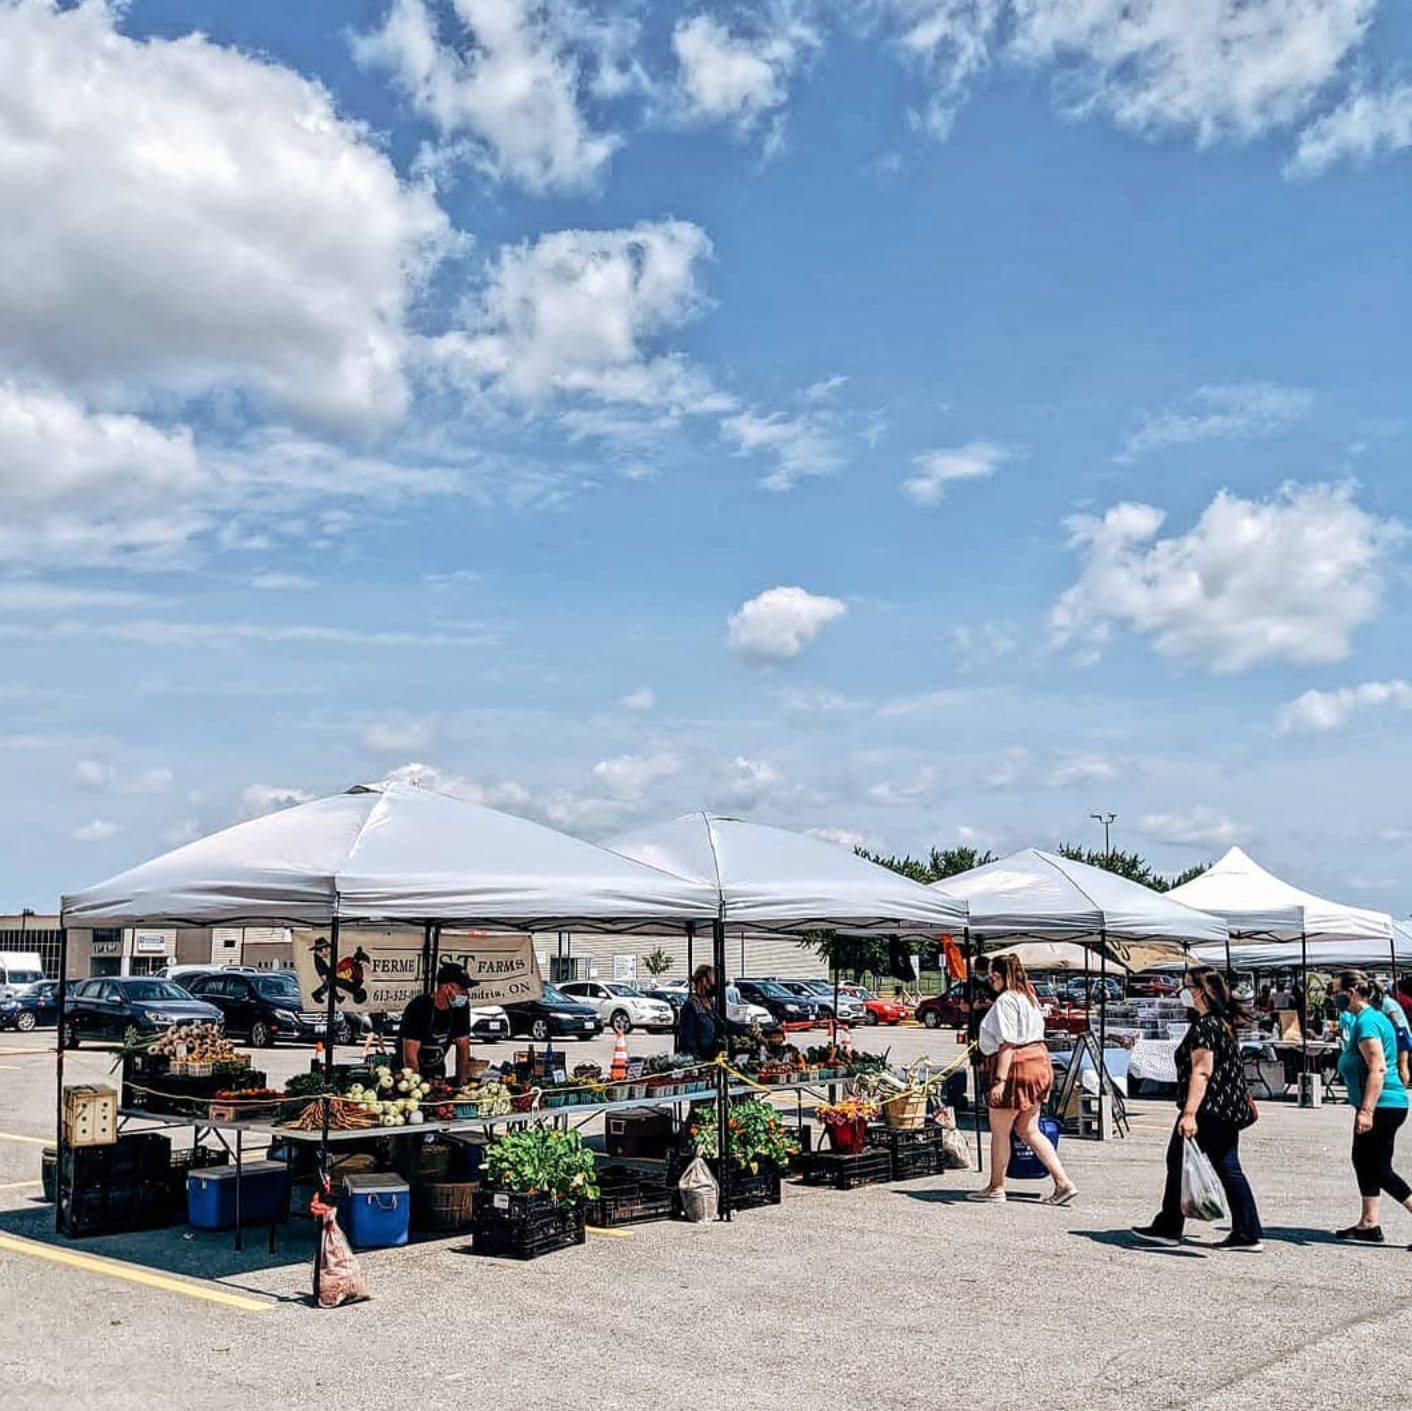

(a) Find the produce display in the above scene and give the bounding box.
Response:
[284,1098,381,1132]
[689,1098,800,1172]
[483,1126,599,1203]
[454,1079,511,1116]
[344,1066,434,1127]
[145,1023,248,1070]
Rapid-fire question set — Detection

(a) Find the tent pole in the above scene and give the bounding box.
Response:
[314,916,340,1305]
[1300,931,1309,1097]
[712,913,731,1222]
[1099,937,1108,1141]
[686,919,694,977]
[1390,932,1399,993]
[420,922,434,997]
[1224,933,1233,984]
[831,953,839,1049]
[54,925,68,1236]
[965,930,982,1172]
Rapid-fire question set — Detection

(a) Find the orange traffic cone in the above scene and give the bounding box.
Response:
[609,1029,629,1082]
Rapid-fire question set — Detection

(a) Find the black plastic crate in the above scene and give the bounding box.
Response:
[797,1147,894,1190]
[865,1123,940,1153]
[59,1179,171,1238]
[472,1191,586,1260]
[720,1161,782,1210]
[588,1182,675,1228]
[60,1133,172,1192]
[891,1142,942,1181]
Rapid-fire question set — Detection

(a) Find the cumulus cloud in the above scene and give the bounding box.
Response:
[619,687,656,711]
[363,717,437,751]
[1138,806,1245,848]
[76,761,173,795]
[379,760,533,810]
[672,8,818,148]
[1275,679,1412,735]
[720,409,844,491]
[0,0,449,435]
[1116,383,1313,463]
[435,221,720,414]
[867,766,937,805]
[240,784,315,817]
[711,755,783,809]
[901,440,1009,505]
[727,585,848,663]
[806,826,876,852]
[73,818,119,841]
[1051,483,1401,672]
[1045,753,1115,788]
[353,0,624,193]
[588,749,681,800]
[1289,82,1412,175]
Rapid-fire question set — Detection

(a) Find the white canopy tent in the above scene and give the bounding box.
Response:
[605,812,967,935]
[61,782,719,931]
[991,941,1133,974]
[1187,927,1412,975]
[1165,846,1394,944]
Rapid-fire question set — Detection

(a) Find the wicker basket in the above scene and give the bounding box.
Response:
[881,1091,927,1130]
[411,1179,478,1232]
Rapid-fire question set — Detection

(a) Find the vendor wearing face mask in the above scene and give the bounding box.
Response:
[398,963,475,1082]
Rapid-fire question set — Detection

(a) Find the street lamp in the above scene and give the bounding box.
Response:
[1089,812,1116,858]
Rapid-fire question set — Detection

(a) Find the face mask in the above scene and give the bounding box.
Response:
[449,994,469,1009]
[1179,987,1196,1010]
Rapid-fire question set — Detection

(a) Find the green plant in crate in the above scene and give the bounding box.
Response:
[483,1126,600,1204]
[689,1099,799,1173]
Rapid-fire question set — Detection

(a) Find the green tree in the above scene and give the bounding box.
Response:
[641,946,674,980]
[856,845,996,884]
[1055,844,1211,893]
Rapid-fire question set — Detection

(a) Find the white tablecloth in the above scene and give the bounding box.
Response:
[1127,1038,1182,1085]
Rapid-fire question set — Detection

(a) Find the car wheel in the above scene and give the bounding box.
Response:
[16,1011,36,1032]
[864,1010,879,1026]
[921,1009,941,1029]
[250,1019,273,1048]
[530,1018,550,1042]
[64,1021,80,1049]
[610,1010,633,1035]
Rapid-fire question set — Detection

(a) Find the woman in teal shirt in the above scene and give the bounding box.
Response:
[1334,971,1411,1244]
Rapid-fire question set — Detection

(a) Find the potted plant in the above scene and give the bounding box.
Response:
[815,1097,879,1154]
[483,1126,600,1205]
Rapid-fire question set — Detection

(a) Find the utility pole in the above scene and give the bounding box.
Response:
[1089,812,1116,858]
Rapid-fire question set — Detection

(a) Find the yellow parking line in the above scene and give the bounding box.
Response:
[0,1131,46,1146]
[0,1234,272,1312]
[0,1179,41,1190]
[585,1225,632,1238]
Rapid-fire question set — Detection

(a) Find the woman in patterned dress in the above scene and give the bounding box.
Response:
[1132,966,1264,1251]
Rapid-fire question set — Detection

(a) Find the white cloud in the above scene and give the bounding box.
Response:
[620,687,656,711]
[250,573,316,591]
[866,766,937,806]
[883,0,1004,139]
[588,749,681,800]
[241,784,315,817]
[1138,806,1245,848]
[806,826,875,851]
[0,0,449,435]
[727,585,848,663]
[901,440,1009,505]
[1051,483,1402,672]
[73,818,119,842]
[711,755,783,809]
[0,580,155,612]
[435,221,719,412]
[163,819,201,846]
[1275,679,1412,735]
[353,0,621,193]
[1,618,503,650]
[1116,383,1313,462]
[720,410,844,490]
[1007,0,1375,146]
[1045,753,1115,788]
[672,8,817,146]
[379,761,532,810]
[984,745,1031,788]
[363,717,437,751]
[1289,82,1412,175]
[76,760,173,795]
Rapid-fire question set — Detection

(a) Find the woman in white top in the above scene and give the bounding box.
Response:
[967,954,1077,1205]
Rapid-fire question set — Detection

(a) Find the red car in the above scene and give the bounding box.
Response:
[839,984,910,1025]
[914,980,991,1030]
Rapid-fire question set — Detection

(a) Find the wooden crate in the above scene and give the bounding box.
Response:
[63,1085,118,1148]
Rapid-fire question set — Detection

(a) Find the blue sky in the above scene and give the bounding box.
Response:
[3,0,1412,912]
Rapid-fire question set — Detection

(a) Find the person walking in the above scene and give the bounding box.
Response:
[1333,970,1412,1244]
[1133,967,1264,1251]
[966,953,1077,1206]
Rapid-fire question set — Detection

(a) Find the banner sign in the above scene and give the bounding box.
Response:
[291,930,543,1015]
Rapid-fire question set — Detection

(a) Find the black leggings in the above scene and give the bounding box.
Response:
[1352,1106,1412,1201]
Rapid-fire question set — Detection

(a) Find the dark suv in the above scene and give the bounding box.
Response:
[732,979,822,1025]
[64,977,222,1047]
[182,970,350,1047]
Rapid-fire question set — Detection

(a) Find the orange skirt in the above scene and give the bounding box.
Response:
[986,1044,1053,1111]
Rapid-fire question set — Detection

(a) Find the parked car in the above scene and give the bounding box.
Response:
[643,986,688,1013]
[361,1003,511,1043]
[558,980,676,1034]
[1062,975,1125,1005]
[838,983,911,1025]
[732,979,822,1025]
[780,978,867,1024]
[64,976,222,1047]
[182,969,354,1047]
[0,951,45,999]
[160,963,259,983]
[914,979,992,1030]
[652,978,775,1027]
[502,983,604,1042]
[0,979,72,1031]
[1127,974,1179,998]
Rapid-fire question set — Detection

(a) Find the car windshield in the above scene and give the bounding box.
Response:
[853,988,876,1000]
[752,982,791,999]
[5,969,42,987]
[541,984,574,1005]
[254,976,303,1002]
[604,984,641,997]
[123,980,192,1002]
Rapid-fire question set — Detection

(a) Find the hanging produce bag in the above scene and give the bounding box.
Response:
[939,1127,972,1171]
[311,1190,369,1307]
[1179,1138,1225,1222]
[676,1155,719,1223]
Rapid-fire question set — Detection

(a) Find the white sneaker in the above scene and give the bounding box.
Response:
[1044,1184,1079,1207]
[965,1186,1007,1203]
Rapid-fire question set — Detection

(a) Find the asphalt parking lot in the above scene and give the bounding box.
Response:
[3,1022,1412,1410]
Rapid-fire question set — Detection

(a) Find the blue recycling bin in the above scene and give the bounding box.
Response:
[1007,1117,1061,1180]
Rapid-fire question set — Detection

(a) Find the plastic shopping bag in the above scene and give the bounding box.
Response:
[1179,1137,1226,1222]
[312,1192,369,1308]
[676,1155,719,1223]
[939,1127,972,1171]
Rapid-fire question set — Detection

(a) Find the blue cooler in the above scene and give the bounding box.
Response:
[187,1160,289,1230]
[1007,1117,1061,1180]
[340,1173,409,1249]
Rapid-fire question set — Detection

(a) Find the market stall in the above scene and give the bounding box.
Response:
[1167,846,1393,1099]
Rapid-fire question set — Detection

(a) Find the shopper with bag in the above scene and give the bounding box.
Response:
[1133,967,1264,1251]
[966,953,1077,1206]
[1333,970,1412,1244]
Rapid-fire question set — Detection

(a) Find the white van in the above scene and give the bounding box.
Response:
[0,951,45,998]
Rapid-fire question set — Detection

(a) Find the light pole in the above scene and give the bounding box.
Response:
[1089,812,1116,858]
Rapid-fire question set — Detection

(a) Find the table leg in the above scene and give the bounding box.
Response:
[234,1129,243,1253]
